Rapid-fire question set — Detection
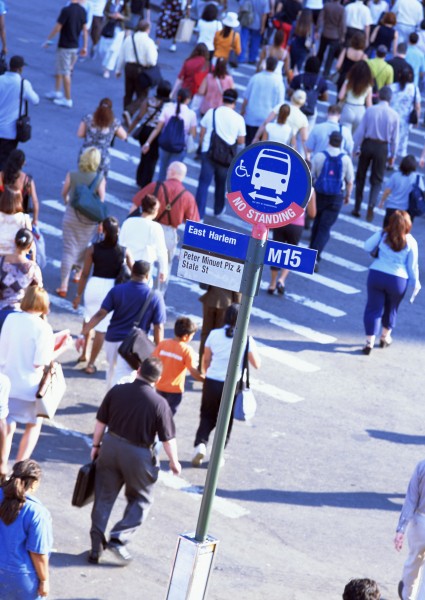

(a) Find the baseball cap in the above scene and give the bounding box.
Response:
[9,56,27,70]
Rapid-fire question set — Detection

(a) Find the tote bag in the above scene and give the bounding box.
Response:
[35,362,67,419]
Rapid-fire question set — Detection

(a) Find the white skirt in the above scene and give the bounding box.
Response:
[84,276,115,333]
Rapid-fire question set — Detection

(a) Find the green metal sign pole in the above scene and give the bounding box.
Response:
[195,225,268,543]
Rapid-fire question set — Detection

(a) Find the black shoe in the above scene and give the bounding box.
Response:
[398,580,404,599]
[267,287,275,295]
[362,344,373,355]
[379,337,392,348]
[107,540,133,563]
[88,549,101,564]
[351,210,361,218]
[276,281,285,295]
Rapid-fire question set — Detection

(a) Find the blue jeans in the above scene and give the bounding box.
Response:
[364,269,408,336]
[195,152,228,218]
[157,148,185,182]
[309,193,343,259]
[240,27,262,63]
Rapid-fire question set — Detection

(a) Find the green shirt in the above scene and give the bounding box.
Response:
[368,57,394,89]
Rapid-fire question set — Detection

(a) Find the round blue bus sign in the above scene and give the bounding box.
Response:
[226,141,312,228]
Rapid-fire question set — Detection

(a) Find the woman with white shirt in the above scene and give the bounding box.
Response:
[197,3,222,58]
[142,88,197,181]
[192,303,261,466]
[0,287,67,465]
[262,104,294,145]
[362,210,420,354]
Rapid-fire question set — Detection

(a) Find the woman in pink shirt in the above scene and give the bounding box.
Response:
[198,58,235,116]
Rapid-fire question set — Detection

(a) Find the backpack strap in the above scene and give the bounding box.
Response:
[19,78,27,119]
[156,183,186,225]
[132,34,141,66]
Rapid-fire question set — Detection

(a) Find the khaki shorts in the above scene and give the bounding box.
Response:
[56,47,78,76]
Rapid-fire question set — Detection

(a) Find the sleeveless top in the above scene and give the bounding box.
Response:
[337,57,356,90]
[372,25,395,49]
[92,241,125,279]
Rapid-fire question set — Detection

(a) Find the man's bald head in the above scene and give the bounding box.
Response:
[167,161,187,181]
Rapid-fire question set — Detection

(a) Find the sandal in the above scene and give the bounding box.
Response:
[84,364,97,375]
[76,355,87,364]
[267,287,276,295]
[56,288,67,298]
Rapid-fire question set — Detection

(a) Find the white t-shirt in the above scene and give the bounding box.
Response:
[273,103,308,135]
[119,217,168,278]
[205,328,257,382]
[0,312,54,402]
[159,102,197,140]
[305,0,323,9]
[345,1,373,29]
[265,122,293,144]
[197,19,222,51]
[368,0,389,24]
[0,374,10,419]
[200,106,246,152]
[88,0,108,17]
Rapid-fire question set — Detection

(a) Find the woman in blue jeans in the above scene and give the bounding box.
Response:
[362,210,421,355]
[0,460,53,599]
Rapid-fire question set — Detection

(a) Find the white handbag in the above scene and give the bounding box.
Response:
[175,18,195,43]
[35,362,66,420]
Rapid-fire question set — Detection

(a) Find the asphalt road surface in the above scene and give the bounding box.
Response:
[3,1,425,599]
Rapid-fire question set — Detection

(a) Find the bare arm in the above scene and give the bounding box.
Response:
[188,366,205,382]
[261,131,269,141]
[125,248,134,270]
[115,125,128,141]
[202,346,212,374]
[142,121,164,154]
[77,121,87,138]
[253,110,277,142]
[43,22,62,46]
[97,177,106,202]
[0,418,7,477]
[153,323,164,345]
[82,308,108,336]
[370,25,378,45]
[81,25,88,57]
[240,98,248,116]
[392,30,398,57]
[364,24,370,47]
[29,552,49,598]
[73,246,94,307]
[344,181,353,204]
[0,15,6,54]
[237,135,245,145]
[162,438,181,475]
[365,89,373,108]
[61,172,71,203]
[379,187,391,208]
[335,48,346,72]
[127,100,148,135]
[248,345,261,369]
[30,179,39,225]
[91,419,107,460]
[338,80,348,101]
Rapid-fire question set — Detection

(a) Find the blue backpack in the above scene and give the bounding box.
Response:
[408,175,425,217]
[314,151,344,196]
[158,113,186,153]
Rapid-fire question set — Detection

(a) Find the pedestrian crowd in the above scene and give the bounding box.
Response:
[0,0,424,596]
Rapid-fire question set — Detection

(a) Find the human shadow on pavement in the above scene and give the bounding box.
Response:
[254,337,363,355]
[61,365,105,381]
[215,489,404,511]
[30,425,90,466]
[56,402,97,417]
[367,429,425,445]
[50,550,125,571]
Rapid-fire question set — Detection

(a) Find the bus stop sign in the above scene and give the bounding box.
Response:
[226,141,312,228]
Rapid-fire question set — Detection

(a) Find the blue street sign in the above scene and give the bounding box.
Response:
[182,221,249,261]
[226,142,312,228]
[265,240,317,274]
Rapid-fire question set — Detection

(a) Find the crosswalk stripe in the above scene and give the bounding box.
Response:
[258,281,346,316]
[256,342,319,373]
[294,270,361,294]
[250,378,303,403]
[109,170,137,187]
[330,230,365,248]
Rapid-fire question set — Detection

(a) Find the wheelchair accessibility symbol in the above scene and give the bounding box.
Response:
[234,149,291,205]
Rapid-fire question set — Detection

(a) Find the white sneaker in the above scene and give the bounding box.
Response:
[53,97,73,108]
[103,70,110,79]
[192,443,206,467]
[45,90,63,100]
[169,43,177,52]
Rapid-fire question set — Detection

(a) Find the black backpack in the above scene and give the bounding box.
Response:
[300,75,320,117]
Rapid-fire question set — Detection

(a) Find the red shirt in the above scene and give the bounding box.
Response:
[132,178,200,229]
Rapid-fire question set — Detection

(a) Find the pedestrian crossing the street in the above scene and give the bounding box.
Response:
[38,60,425,407]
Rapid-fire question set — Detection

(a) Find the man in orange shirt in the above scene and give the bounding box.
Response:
[152,317,204,414]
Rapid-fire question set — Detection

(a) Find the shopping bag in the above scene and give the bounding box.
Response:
[175,18,195,43]
[234,385,257,421]
[71,462,96,507]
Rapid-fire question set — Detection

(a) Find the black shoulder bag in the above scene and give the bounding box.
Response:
[16,79,31,143]
[118,289,156,369]
[208,109,237,167]
[131,34,162,89]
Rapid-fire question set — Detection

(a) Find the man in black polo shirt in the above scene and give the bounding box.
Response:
[89,357,181,564]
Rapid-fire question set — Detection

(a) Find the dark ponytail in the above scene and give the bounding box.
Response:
[0,459,41,525]
[102,216,119,247]
[224,303,239,338]
[176,88,191,117]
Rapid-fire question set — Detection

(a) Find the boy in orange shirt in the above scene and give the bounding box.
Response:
[152,317,204,415]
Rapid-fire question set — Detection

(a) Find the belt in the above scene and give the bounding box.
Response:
[365,138,388,144]
[108,431,152,449]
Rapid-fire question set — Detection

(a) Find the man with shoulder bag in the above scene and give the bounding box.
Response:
[0,55,39,169]
[81,260,166,389]
[195,89,246,219]
[116,19,158,120]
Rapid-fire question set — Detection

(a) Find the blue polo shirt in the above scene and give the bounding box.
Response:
[0,490,53,574]
[101,280,166,342]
